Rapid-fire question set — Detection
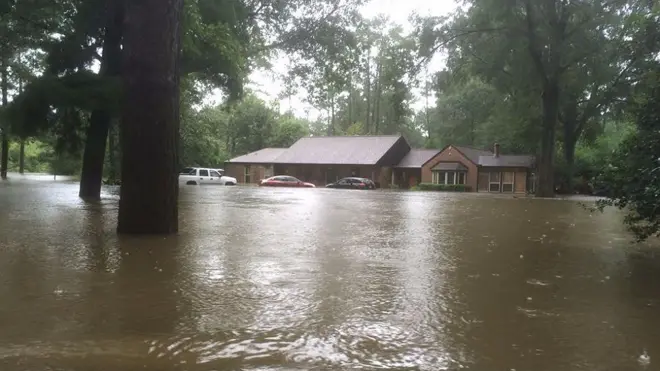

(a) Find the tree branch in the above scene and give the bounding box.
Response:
[524,0,548,84]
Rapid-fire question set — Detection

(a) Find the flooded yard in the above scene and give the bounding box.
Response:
[0,178,658,370]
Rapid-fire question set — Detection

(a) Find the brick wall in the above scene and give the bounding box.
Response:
[421,146,478,191]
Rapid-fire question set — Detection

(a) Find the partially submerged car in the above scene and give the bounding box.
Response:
[325,177,376,190]
[179,167,237,186]
[259,175,315,188]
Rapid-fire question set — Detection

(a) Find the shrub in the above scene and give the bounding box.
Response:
[413,183,472,192]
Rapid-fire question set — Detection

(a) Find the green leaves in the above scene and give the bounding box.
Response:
[7,72,122,137]
[595,65,660,241]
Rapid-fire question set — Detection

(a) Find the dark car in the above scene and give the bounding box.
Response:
[326,177,376,190]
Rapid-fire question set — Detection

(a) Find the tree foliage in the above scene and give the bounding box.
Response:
[595,66,660,241]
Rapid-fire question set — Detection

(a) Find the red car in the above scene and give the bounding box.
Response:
[259,175,316,188]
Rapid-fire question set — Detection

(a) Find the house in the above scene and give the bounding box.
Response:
[392,149,442,188]
[421,143,536,193]
[225,136,535,193]
[225,135,411,187]
[223,147,287,184]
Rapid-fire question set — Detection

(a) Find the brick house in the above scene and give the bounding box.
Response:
[225,135,412,187]
[421,144,535,193]
[225,136,535,192]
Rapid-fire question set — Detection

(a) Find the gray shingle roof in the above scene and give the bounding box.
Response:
[228,148,288,163]
[395,149,441,168]
[432,162,468,171]
[272,135,403,165]
[453,145,493,163]
[478,155,535,168]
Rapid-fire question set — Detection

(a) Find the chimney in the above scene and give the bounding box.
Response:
[493,143,500,158]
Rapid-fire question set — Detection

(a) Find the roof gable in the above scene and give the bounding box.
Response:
[228,148,287,163]
[395,149,441,168]
[272,135,406,165]
[432,162,468,171]
[453,145,493,164]
[478,155,535,168]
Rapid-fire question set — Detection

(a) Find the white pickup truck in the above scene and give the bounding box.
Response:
[179,167,237,186]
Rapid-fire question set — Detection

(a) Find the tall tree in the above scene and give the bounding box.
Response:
[415,0,645,197]
[78,0,123,198]
[116,0,183,234]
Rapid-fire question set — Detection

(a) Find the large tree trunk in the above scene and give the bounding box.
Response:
[535,82,559,198]
[1,54,8,180]
[79,0,124,199]
[117,0,183,234]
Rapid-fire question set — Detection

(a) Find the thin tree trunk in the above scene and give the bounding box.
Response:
[18,140,25,174]
[365,50,371,134]
[18,69,25,175]
[107,120,117,182]
[79,0,124,199]
[562,107,578,193]
[535,82,559,198]
[373,58,382,134]
[329,91,335,135]
[117,0,183,234]
[0,54,8,180]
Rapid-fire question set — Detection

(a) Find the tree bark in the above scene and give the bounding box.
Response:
[373,57,382,134]
[1,54,8,180]
[117,0,183,234]
[535,82,559,198]
[79,0,124,199]
[328,91,335,136]
[107,119,117,182]
[18,140,25,174]
[365,49,371,134]
[561,99,579,193]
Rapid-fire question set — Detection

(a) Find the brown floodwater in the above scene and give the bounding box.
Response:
[0,175,658,370]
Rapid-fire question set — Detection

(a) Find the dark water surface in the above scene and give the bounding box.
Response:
[0,177,658,370]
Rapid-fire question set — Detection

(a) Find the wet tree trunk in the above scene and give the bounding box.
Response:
[328,91,335,136]
[373,58,382,134]
[79,0,124,199]
[107,120,117,182]
[18,140,25,174]
[1,54,8,180]
[535,82,559,198]
[365,49,371,134]
[117,0,183,234]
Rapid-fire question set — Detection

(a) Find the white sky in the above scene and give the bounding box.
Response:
[207,0,458,119]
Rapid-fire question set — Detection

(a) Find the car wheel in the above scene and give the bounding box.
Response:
[225,182,236,186]
[186,180,197,185]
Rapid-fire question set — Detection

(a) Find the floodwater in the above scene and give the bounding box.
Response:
[0,175,658,370]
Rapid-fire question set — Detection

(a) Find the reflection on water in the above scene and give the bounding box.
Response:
[0,180,659,370]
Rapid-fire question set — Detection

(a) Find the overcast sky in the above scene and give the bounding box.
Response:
[207,0,457,119]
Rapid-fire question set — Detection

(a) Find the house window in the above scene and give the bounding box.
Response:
[264,165,273,178]
[244,165,251,183]
[432,171,441,184]
[432,171,466,185]
[502,172,514,193]
[478,172,489,192]
[489,171,500,192]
